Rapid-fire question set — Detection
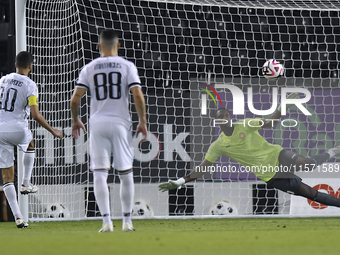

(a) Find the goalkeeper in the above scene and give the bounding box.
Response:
[159,93,340,207]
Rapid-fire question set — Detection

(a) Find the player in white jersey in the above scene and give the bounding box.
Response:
[71,29,147,232]
[0,51,63,228]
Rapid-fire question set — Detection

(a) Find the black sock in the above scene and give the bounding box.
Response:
[314,191,340,207]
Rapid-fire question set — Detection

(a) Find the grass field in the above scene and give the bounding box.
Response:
[1,218,340,255]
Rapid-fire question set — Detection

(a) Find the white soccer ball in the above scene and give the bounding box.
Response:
[44,203,71,218]
[209,199,238,216]
[132,199,154,217]
[262,59,284,80]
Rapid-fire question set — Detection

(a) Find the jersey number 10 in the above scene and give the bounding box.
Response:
[0,87,18,112]
[94,72,121,101]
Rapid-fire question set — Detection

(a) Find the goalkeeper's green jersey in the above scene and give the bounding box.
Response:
[205,118,283,182]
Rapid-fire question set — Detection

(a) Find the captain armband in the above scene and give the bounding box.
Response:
[28,96,38,106]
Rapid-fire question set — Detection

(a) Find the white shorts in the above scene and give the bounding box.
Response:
[0,130,33,168]
[89,121,133,170]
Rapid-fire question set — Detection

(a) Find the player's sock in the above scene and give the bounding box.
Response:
[314,191,340,207]
[22,150,35,186]
[93,170,111,225]
[118,170,134,225]
[3,182,23,219]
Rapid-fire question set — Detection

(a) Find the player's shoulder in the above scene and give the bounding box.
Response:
[21,75,37,89]
[110,56,138,71]
[82,59,94,70]
[214,133,226,145]
[0,72,13,81]
[206,136,223,155]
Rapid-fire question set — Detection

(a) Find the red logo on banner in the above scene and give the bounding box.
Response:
[307,184,340,209]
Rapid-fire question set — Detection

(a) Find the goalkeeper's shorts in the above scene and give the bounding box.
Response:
[266,171,302,195]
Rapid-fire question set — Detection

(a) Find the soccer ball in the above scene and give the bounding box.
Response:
[132,199,154,217]
[209,199,238,216]
[262,59,284,80]
[44,203,70,218]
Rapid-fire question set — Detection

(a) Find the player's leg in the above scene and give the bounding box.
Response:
[89,123,113,232]
[299,182,340,207]
[278,147,340,172]
[0,132,28,228]
[117,169,135,232]
[290,146,340,206]
[294,146,340,171]
[2,166,28,228]
[20,138,38,194]
[277,149,340,205]
[93,168,112,232]
[267,172,340,208]
[112,123,135,232]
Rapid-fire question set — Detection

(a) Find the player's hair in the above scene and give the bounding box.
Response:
[99,29,119,49]
[16,51,33,69]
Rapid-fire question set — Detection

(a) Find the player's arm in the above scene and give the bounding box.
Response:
[185,159,213,183]
[158,159,214,192]
[261,92,300,129]
[131,86,147,142]
[159,140,221,191]
[70,87,87,139]
[29,96,63,139]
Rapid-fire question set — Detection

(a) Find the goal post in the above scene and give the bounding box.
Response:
[21,0,340,220]
[15,0,28,222]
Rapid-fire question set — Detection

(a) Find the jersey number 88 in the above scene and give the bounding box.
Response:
[93,72,121,100]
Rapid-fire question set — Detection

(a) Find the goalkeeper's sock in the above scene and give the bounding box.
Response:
[118,170,134,225]
[3,182,23,219]
[314,191,340,207]
[22,150,35,186]
[93,170,111,225]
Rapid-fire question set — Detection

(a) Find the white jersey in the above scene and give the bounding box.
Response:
[0,73,38,131]
[76,56,141,126]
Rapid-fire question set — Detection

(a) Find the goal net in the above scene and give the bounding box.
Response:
[24,0,340,220]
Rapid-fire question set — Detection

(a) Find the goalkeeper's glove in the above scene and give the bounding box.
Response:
[158,178,185,192]
[278,92,300,113]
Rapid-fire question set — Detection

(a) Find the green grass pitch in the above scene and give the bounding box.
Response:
[1,218,340,255]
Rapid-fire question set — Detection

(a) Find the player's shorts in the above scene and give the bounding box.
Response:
[89,121,133,171]
[0,130,33,168]
[266,149,302,195]
[266,171,302,195]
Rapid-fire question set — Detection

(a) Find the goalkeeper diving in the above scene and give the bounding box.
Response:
[159,93,340,207]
